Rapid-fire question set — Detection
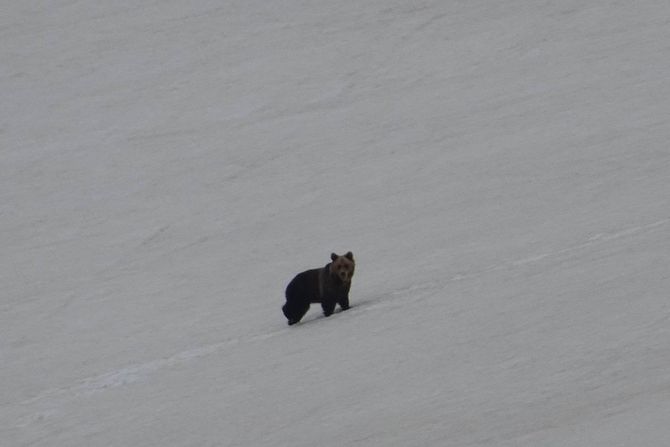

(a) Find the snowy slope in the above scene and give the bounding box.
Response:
[3,0,670,445]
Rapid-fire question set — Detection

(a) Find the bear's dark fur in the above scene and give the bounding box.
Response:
[282,252,355,325]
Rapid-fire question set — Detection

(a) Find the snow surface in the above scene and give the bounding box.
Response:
[3,0,670,445]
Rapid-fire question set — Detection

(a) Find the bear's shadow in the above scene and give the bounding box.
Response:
[290,305,356,327]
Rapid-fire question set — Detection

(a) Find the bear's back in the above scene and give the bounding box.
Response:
[285,267,322,302]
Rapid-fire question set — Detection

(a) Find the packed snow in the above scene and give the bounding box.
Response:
[3,0,670,445]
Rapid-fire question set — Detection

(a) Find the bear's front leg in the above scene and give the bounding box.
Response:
[337,295,350,310]
[321,299,336,317]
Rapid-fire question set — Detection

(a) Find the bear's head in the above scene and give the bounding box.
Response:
[330,252,355,283]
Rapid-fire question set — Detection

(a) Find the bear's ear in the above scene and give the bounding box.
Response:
[345,251,354,260]
[331,253,339,261]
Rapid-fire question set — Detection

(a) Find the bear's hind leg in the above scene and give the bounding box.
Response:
[283,301,309,325]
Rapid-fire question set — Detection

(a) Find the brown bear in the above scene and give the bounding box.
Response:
[282,252,355,325]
